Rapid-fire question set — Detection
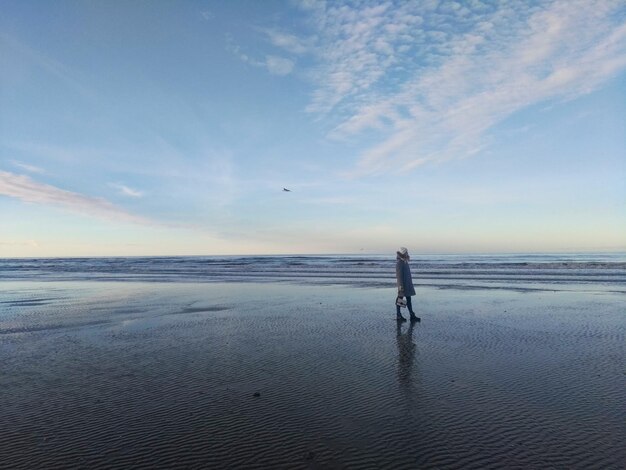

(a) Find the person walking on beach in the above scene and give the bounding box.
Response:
[396,247,420,322]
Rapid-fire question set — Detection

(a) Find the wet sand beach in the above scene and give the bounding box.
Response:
[1,281,624,469]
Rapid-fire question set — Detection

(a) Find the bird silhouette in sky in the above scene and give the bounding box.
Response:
[282,188,291,192]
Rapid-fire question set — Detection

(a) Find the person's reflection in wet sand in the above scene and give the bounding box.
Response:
[396,320,420,397]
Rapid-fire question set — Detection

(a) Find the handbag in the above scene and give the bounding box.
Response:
[396,296,407,308]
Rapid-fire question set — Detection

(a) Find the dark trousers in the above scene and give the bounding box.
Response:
[397,296,413,314]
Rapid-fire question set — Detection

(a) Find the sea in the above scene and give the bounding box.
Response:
[1,253,625,292]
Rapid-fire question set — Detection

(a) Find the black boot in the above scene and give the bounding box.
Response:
[407,297,420,321]
[396,304,406,322]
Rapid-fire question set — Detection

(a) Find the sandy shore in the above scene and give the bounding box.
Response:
[1,281,624,469]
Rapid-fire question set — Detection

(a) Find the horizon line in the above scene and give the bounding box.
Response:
[2,250,625,260]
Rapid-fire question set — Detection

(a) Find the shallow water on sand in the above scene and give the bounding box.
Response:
[2,253,625,291]
[1,282,624,469]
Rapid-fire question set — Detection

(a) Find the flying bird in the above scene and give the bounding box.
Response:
[282,188,291,192]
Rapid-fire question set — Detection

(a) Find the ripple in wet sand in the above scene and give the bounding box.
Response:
[1,282,624,469]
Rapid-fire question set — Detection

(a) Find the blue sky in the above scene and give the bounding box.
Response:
[1,0,625,256]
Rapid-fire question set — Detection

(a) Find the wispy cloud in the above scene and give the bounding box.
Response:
[0,171,151,224]
[265,55,295,75]
[109,182,144,198]
[10,160,45,174]
[261,28,312,55]
[292,0,626,175]
[226,35,295,76]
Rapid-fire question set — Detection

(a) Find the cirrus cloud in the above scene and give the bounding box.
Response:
[290,0,626,175]
[265,55,295,76]
[109,182,144,198]
[0,171,151,224]
[10,160,45,174]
